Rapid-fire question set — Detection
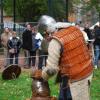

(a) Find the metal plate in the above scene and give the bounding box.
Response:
[2,64,21,80]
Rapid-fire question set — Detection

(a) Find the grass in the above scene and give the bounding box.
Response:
[0,72,32,100]
[0,69,100,100]
[90,69,100,100]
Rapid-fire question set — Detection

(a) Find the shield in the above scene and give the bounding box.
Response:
[2,64,21,80]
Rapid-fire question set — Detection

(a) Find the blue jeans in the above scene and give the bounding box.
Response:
[58,76,72,100]
[38,50,44,69]
[94,45,100,67]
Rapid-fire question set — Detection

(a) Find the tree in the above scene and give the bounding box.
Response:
[89,0,100,21]
[4,0,48,22]
[3,0,81,22]
[80,0,100,22]
[48,0,81,21]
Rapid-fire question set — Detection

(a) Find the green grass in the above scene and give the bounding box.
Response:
[90,69,100,100]
[0,72,32,100]
[0,69,100,100]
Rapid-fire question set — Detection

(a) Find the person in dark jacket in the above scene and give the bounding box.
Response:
[84,24,93,40]
[93,25,100,69]
[7,31,22,65]
[22,23,32,67]
[84,24,94,62]
[28,27,40,68]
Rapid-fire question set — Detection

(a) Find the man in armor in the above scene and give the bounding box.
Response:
[34,15,93,100]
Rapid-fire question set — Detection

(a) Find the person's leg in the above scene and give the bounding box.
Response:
[59,76,72,100]
[70,75,91,100]
[24,50,29,66]
[98,45,100,68]
[94,45,100,68]
[31,51,37,67]
[38,50,44,69]
[15,53,19,64]
[9,53,14,64]
[28,51,32,68]
[3,48,9,67]
[44,52,48,66]
[59,84,65,100]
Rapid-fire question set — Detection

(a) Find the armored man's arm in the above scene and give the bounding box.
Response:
[42,39,61,80]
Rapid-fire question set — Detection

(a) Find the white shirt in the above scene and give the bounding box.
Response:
[35,32,43,48]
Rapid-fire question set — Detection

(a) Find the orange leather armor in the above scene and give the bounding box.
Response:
[53,26,93,82]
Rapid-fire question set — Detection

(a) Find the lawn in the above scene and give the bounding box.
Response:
[0,69,100,100]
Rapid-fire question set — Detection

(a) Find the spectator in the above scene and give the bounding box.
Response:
[41,32,51,67]
[34,26,43,69]
[93,25,100,69]
[1,27,12,67]
[28,27,39,68]
[84,24,94,60]
[84,24,93,40]
[22,23,32,67]
[7,31,22,65]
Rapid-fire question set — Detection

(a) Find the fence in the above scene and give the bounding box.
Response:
[0,22,38,47]
[0,22,38,35]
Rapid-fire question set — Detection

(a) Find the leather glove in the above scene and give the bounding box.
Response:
[31,69,42,79]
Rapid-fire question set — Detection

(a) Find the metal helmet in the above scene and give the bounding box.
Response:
[38,15,57,33]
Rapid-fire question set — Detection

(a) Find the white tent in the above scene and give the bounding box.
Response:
[90,22,99,30]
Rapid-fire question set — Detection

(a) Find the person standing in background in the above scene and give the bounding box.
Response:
[1,27,12,67]
[84,24,93,40]
[41,32,51,67]
[22,23,32,68]
[7,31,22,65]
[93,25,100,69]
[28,27,39,68]
[34,26,43,69]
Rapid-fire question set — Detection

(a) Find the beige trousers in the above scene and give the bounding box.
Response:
[70,74,93,100]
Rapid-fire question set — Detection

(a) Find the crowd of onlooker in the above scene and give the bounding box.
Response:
[80,23,100,69]
[1,22,100,69]
[0,23,51,69]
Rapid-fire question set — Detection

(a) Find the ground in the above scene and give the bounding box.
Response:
[0,54,100,100]
[0,54,32,71]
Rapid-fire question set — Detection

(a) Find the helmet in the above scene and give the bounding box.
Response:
[38,15,56,33]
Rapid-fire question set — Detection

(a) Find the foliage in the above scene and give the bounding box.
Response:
[4,0,48,22]
[80,0,100,15]
[90,0,100,12]
[49,0,66,21]
[3,0,13,15]
[16,0,48,21]
[3,0,81,22]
